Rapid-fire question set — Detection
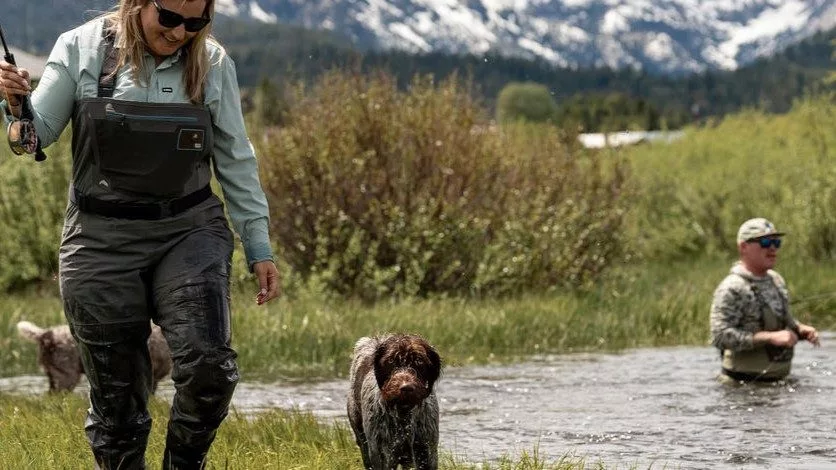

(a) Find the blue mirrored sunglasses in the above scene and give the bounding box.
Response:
[749,238,782,249]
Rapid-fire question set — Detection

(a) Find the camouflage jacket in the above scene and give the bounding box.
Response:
[710,262,798,352]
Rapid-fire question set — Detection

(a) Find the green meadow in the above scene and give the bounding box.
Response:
[0,71,833,468]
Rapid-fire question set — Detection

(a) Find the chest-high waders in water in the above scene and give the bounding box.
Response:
[721,274,793,382]
[59,29,238,470]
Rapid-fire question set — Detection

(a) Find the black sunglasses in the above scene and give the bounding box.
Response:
[748,238,782,249]
[152,0,211,32]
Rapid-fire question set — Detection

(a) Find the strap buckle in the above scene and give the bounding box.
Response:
[157,199,174,219]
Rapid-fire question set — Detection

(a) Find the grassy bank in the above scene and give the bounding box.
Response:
[0,394,638,470]
[4,255,835,381]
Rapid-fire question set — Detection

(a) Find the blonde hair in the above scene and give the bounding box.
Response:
[104,0,215,104]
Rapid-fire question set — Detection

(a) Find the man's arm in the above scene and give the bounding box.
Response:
[710,283,755,352]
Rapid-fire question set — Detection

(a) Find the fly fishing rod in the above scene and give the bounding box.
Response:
[0,24,46,162]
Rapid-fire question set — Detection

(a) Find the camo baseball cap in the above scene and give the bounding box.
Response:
[736,218,785,243]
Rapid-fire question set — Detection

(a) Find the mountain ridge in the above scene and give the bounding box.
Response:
[213,0,836,74]
[2,0,833,75]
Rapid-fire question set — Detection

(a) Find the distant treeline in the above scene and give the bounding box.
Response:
[215,19,835,129]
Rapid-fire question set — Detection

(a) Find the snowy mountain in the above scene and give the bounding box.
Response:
[214,0,836,74]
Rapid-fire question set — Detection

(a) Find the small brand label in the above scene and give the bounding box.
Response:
[177,128,205,151]
[162,87,173,93]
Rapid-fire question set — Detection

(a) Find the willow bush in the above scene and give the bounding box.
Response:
[257,72,630,299]
[624,94,836,262]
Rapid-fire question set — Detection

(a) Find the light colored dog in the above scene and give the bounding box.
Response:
[347,334,442,470]
[17,320,172,393]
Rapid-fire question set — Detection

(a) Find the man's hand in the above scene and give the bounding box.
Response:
[252,260,280,305]
[755,329,798,348]
[796,323,820,347]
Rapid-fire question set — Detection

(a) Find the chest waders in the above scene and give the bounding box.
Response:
[721,274,793,382]
[59,30,238,470]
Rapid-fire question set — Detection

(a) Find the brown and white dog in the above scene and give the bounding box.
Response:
[16,320,172,393]
[347,334,442,470]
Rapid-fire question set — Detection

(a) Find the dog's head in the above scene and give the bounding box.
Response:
[373,334,442,408]
[18,321,82,392]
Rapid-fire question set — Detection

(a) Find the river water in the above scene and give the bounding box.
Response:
[2,333,835,469]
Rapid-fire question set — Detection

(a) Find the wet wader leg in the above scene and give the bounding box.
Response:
[61,277,154,470]
[152,220,237,469]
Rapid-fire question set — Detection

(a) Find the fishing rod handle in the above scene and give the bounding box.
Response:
[0,26,46,162]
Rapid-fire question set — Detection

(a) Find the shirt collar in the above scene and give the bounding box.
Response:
[144,48,184,70]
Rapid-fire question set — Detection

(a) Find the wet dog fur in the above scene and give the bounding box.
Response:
[347,334,442,470]
[16,320,172,393]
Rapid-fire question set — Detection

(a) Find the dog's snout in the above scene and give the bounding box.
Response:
[399,383,415,393]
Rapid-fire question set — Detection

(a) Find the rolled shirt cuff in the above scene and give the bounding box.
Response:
[244,241,274,272]
[241,217,274,271]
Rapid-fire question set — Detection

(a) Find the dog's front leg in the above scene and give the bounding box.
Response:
[365,426,395,470]
[412,401,439,470]
[411,437,438,470]
[357,437,374,470]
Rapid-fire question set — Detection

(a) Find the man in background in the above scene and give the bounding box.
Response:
[710,217,819,383]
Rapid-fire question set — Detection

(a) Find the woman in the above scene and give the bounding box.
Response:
[0,1,280,468]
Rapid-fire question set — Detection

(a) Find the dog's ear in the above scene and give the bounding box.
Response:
[17,321,46,343]
[424,345,442,392]
[373,341,391,390]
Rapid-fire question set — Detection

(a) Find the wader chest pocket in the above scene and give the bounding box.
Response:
[94,107,210,196]
[178,129,205,151]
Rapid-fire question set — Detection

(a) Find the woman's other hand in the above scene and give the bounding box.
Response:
[252,260,280,305]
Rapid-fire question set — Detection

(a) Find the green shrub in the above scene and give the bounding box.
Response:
[496,81,558,124]
[258,72,630,299]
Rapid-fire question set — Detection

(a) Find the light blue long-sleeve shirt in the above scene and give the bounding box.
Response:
[2,18,273,267]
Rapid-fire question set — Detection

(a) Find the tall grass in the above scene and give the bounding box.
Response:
[0,131,71,291]
[6,254,835,381]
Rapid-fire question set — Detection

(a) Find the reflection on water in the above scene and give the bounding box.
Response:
[3,333,836,469]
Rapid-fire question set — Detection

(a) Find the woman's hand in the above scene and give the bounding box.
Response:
[252,260,280,305]
[0,60,31,112]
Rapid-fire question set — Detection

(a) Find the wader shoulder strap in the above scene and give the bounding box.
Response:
[766,271,791,317]
[734,273,781,330]
[98,28,118,98]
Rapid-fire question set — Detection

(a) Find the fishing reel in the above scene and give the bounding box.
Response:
[6,116,39,156]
